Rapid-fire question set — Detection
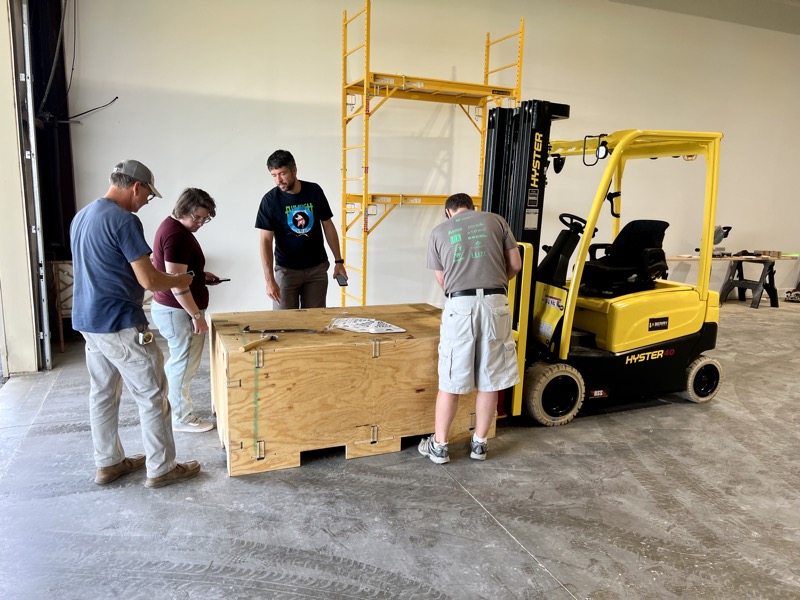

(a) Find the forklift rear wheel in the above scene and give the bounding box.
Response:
[523,362,585,426]
[682,355,722,403]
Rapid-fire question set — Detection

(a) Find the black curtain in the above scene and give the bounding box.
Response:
[29,0,76,261]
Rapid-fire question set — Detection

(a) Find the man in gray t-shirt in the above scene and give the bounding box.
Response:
[419,193,522,464]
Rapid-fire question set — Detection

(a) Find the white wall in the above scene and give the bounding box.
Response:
[64,0,800,316]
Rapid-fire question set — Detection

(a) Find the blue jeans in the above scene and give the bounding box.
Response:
[150,301,206,425]
[81,326,177,478]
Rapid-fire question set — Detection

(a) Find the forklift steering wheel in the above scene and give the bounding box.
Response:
[559,213,585,230]
[559,213,598,238]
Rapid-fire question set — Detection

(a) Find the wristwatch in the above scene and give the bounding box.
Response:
[192,312,202,321]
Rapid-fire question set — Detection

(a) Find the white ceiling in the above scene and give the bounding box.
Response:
[611,0,800,36]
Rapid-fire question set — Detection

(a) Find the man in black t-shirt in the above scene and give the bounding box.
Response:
[255,150,347,309]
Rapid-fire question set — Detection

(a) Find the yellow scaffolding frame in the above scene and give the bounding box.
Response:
[341,0,524,305]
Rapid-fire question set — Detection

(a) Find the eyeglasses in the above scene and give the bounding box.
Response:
[191,213,212,225]
[142,183,155,201]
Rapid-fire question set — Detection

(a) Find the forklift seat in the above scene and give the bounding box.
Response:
[580,220,669,297]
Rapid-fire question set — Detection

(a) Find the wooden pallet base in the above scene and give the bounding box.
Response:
[225,418,496,475]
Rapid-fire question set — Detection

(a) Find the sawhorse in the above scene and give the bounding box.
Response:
[719,258,778,309]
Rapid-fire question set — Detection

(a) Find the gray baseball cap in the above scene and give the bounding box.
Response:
[112,160,162,198]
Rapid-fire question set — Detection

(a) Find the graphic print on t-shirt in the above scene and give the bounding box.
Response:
[286,204,314,236]
[449,227,464,263]
[467,222,488,259]
[450,220,489,264]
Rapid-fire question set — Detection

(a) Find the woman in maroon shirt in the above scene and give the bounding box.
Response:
[150,188,222,433]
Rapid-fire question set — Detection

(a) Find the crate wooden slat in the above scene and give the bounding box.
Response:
[209,303,493,476]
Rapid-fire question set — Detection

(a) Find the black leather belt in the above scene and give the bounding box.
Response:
[447,287,506,298]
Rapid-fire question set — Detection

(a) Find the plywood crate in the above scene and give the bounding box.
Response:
[209,303,493,476]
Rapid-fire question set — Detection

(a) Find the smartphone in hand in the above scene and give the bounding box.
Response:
[335,274,348,286]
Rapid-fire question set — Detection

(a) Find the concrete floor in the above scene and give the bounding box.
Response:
[1,301,799,599]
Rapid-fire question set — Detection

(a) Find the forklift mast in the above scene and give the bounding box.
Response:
[482,99,570,358]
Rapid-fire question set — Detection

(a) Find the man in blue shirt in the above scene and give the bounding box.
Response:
[71,160,201,488]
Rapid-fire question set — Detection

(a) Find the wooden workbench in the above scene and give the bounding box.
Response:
[209,303,489,476]
[668,255,797,308]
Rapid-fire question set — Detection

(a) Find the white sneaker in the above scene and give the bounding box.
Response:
[418,435,450,464]
[469,436,488,461]
[173,417,215,433]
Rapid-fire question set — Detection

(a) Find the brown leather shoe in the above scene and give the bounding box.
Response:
[144,461,201,489]
[95,454,146,485]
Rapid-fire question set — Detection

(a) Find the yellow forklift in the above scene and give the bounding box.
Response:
[484,102,724,425]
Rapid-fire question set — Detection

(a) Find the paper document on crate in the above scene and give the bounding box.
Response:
[329,318,406,334]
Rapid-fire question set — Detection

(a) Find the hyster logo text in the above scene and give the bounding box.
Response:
[625,349,665,364]
[530,132,544,189]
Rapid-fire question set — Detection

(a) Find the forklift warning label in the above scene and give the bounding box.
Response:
[524,209,539,230]
[648,317,669,331]
[544,295,565,311]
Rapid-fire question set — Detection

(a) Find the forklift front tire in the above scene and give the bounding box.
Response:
[682,355,723,404]
[523,362,585,426]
